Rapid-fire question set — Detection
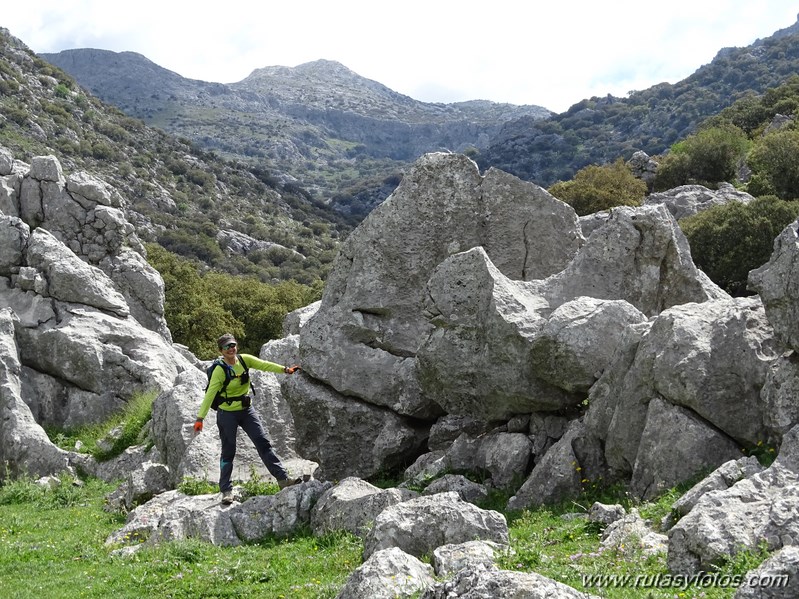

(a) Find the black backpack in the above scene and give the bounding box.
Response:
[205,355,251,410]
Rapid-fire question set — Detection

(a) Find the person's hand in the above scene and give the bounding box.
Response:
[193,419,203,433]
[284,365,301,375]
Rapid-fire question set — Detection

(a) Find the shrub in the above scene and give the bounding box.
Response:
[653,124,750,190]
[548,158,647,216]
[748,128,799,200]
[680,196,799,295]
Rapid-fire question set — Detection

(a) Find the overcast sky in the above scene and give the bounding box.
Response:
[4,1,798,113]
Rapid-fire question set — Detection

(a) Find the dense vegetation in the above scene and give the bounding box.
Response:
[680,197,799,295]
[545,76,799,295]
[548,158,647,216]
[0,29,351,286]
[478,27,799,188]
[146,244,322,358]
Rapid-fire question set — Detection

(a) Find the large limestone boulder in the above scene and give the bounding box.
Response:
[299,152,583,418]
[749,218,799,353]
[526,204,727,316]
[733,546,799,598]
[0,308,73,480]
[13,307,191,428]
[416,247,573,420]
[363,492,508,560]
[25,228,129,317]
[335,547,435,599]
[311,477,419,538]
[667,425,799,575]
[2,147,168,339]
[281,374,428,480]
[602,298,781,482]
[645,183,755,221]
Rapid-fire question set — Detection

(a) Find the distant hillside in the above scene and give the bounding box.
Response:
[476,15,799,186]
[0,28,347,284]
[39,51,551,218]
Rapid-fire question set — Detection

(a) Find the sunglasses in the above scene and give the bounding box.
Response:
[222,343,237,350]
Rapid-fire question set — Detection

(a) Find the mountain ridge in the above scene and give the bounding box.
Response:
[39,49,551,215]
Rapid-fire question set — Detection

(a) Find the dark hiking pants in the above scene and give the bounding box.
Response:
[216,406,288,493]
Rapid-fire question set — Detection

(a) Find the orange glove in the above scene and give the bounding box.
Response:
[284,365,301,375]
[193,419,203,433]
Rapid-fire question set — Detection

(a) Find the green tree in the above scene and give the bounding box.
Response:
[748,129,799,200]
[680,196,799,295]
[146,244,322,358]
[548,158,647,216]
[146,244,243,358]
[653,124,750,190]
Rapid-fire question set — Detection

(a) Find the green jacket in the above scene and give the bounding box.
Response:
[197,354,286,419]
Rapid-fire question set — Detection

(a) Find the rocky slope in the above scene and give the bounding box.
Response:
[0,28,347,282]
[40,50,550,215]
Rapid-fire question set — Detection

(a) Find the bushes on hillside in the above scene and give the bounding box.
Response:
[747,129,799,200]
[548,158,647,216]
[680,196,799,296]
[146,244,322,358]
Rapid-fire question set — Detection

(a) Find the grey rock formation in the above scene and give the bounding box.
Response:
[0,308,73,479]
[106,480,330,551]
[363,492,508,560]
[299,152,583,419]
[670,456,764,521]
[1,148,169,339]
[432,540,511,577]
[422,474,489,505]
[311,477,419,538]
[631,397,743,499]
[645,183,755,221]
[281,374,427,480]
[335,547,435,599]
[733,546,799,598]
[416,246,573,420]
[668,425,799,575]
[603,298,779,476]
[445,431,533,489]
[421,563,602,599]
[599,509,667,556]
[526,204,727,317]
[749,218,799,352]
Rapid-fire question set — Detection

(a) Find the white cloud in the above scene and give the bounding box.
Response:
[3,0,798,112]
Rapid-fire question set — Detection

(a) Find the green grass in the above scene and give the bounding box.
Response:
[0,469,770,599]
[47,390,159,462]
[12,406,771,599]
[0,476,361,599]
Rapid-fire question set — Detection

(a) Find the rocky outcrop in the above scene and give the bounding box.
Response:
[1,149,169,338]
[290,153,741,485]
[299,153,583,421]
[421,563,602,599]
[749,217,799,352]
[0,147,197,480]
[311,477,419,538]
[363,492,508,560]
[105,480,330,551]
[667,425,799,575]
[334,547,435,599]
[645,183,755,221]
[0,308,73,479]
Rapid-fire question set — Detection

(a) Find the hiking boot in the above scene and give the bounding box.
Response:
[221,490,234,505]
[278,477,301,490]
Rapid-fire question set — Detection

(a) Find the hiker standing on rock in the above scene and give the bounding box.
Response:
[193,333,301,505]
